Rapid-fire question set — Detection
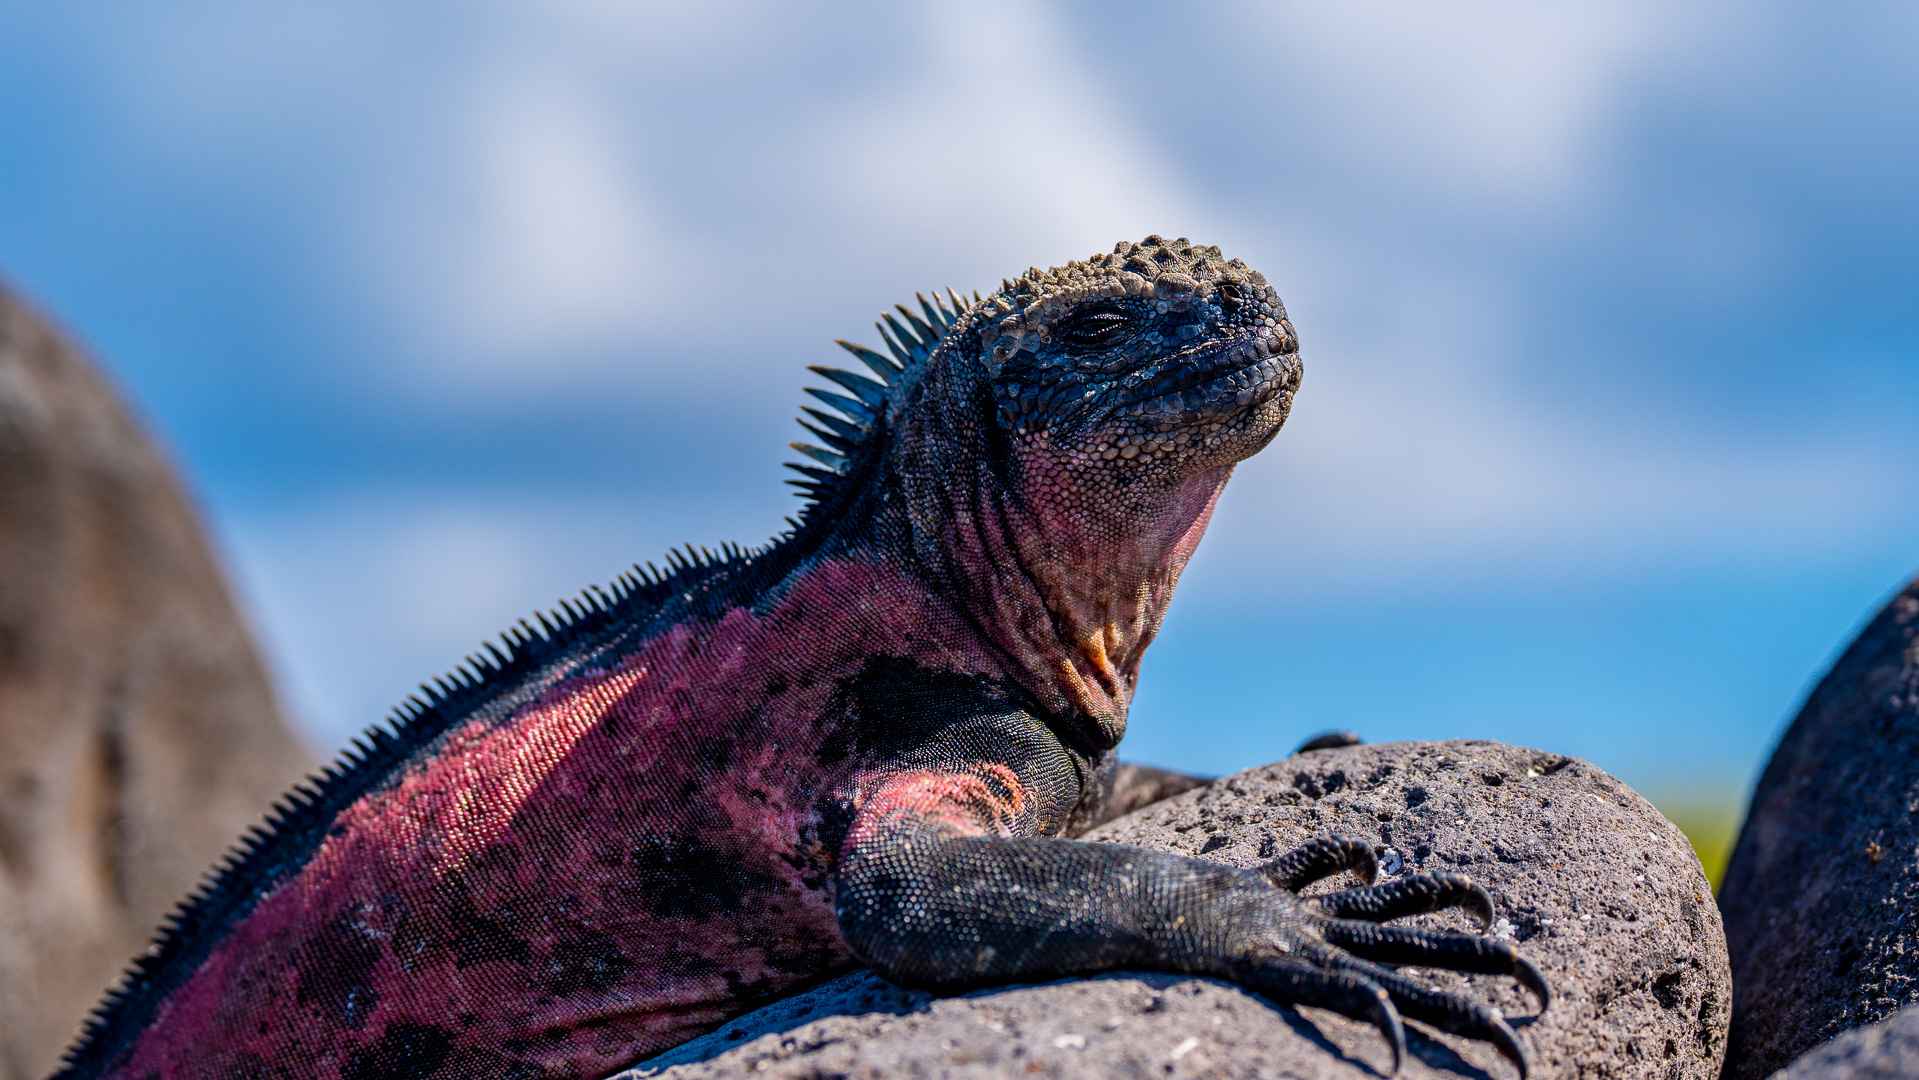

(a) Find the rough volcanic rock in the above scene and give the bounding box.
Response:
[0,282,315,1079]
[619,740,1728,1080]
[1769,1006,1919,1080]
[1718,573,1919,1080]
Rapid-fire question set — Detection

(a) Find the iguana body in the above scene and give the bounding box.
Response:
[56,238,1544,1080]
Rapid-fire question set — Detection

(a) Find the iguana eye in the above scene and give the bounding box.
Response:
[1058,306,1130,349]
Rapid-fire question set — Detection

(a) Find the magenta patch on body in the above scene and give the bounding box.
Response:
[846,764,1034,847]
[107,555,1015,1080]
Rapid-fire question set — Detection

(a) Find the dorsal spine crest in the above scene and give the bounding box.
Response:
[782,288,979,511]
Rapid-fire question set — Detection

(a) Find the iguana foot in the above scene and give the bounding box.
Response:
[1235,835,1548,1078]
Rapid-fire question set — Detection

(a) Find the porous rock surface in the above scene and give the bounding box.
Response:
[620,740,1728,1080]
[1768,1005,1919,1080]
[1719,573,1919,1080]
[0,282,314,1079]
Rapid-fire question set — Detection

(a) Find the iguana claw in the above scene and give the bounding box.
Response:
[1250,834,1547,1078]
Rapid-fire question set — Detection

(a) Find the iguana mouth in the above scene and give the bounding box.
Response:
[1119,334,1299,425]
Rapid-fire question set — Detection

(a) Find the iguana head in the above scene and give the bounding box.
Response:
[791,236,1300,744]
[983,236,1299,483]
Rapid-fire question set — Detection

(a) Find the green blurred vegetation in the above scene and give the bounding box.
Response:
[1644,791,1745,889]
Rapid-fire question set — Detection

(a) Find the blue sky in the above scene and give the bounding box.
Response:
[3,3,1917,801]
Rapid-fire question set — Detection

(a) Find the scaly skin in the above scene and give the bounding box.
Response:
[54,237,1545,1080]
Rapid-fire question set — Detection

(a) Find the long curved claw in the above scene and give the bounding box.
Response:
[1263,835,1378,891]
[1465,1011,1529,1080]
[1319,871,1496,930]
[1338,958,1533,1080]
[1512,955,1551,1017]
[1247,961,1406,1077]
[1320,921,1551,1014]
[1491,1017,1529,1080]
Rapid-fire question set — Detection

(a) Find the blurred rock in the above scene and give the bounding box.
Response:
[1769,1006,1919,1080]
[1719,573,1919,1080]
[619,740,1728,1080]
[0,282,314,1079]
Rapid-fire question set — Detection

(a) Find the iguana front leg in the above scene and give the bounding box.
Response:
[834,754,1548,1077]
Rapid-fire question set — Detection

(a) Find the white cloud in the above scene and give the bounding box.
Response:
[348,0,1212,388]
[401,69,687,360]
[806,0,1214,281]
[1225,0,1668,209]
[99,2,383,165]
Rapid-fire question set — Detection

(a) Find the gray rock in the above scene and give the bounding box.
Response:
[1769,1005,1919,1080]
[619,740,1728,1080]
[1719,574,1919,1080]
[0,283,315,1079]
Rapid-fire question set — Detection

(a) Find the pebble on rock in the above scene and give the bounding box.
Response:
[618,740,1728,1080]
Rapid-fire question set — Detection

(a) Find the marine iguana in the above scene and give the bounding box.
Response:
[53,237,1547,1080]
